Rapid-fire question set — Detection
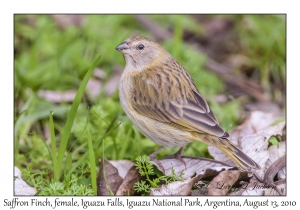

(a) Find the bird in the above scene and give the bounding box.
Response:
[116,36,261,171]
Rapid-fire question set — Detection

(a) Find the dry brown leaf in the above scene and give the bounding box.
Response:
[97,159,141,196]
[97,159,123,195]
[116,165,141,196]
[38,75,103,102]
[266,142,286,180]
[109,160,134,178]
[209,111,285,176]
[191,188,208,196]
[208,128,271,172]
[14,166,36,196]
[151,157,231,179]
[150,176,199,196]
[264,179,286,196]
[264,156,286,191]
[86,77,102,99]
[38,89,77,103]
[191,181,209,195]
[150,111,285,196]
[93,68,107,80]
[230,111,283,139]
[207,170,240,195]
[151,167,249,196]
[230,178,264,196]
[230,177,285,196]
[192,170,250,196]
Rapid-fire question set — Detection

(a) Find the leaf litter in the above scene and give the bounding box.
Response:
[97,159,141,196]
[95,109,285,196]
[147,111,285,196]
[14,166,37,196]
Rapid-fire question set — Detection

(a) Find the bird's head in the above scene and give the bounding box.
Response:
[116,36,169,71]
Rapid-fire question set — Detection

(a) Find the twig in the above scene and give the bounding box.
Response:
[263,156,286,196]
[264,156,286,184]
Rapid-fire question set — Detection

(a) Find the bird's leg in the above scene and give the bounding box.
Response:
[149,146,164,160]
[149,146,165,171]
[163,147,186,168]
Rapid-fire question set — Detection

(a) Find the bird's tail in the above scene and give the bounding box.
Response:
[195,133,261,170]
[215,139,261,170]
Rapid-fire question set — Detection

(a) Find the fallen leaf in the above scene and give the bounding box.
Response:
[38,75,103,102]
[151,167,249,196]
[191,186,208,196]
[230,111,284,139]
[150,176,199,196]
[86,77,102,99]
[14,166,36,196]
[230,177,285,196]
[266,142,286,180]
[192,169,250,196]
[264,156,286,187]
[93,68,107,80]
[97,159,123,195]
[110,160,134,178]
[151,111,286,196]
[209,111,285,176]
[38,89,77,103]
[97,159,141,196]
[264,179,286,196]
[116,165,141,196]
[151,156,232,179]
[207,170,240,195]
[230,178,264,196]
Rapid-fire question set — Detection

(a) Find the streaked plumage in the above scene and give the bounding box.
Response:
[116,36,260,170]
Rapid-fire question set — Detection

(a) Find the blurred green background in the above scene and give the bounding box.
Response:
[14,14,285,195]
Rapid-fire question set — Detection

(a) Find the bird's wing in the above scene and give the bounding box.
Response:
[130,62,229,139]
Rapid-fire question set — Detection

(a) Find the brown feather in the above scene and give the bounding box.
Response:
[129,57,228,139]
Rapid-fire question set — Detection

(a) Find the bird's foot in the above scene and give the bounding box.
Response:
[149,146,165,173]
[163,147,186,169]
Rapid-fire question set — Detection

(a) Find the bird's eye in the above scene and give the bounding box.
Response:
[137,44,144,50]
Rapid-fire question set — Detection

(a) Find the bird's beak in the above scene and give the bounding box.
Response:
[116,42,130,51]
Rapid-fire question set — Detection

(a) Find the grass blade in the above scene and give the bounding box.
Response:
[87,127,97,195]
[49,111,58,180]
[66,115,120,176]
[56,55,101,178]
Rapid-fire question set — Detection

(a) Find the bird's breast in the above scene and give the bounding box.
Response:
[119,75,135,116]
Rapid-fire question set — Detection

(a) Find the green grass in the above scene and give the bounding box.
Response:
[14,14,285,195]
[56,55,101,179]
[49,111,58,180]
